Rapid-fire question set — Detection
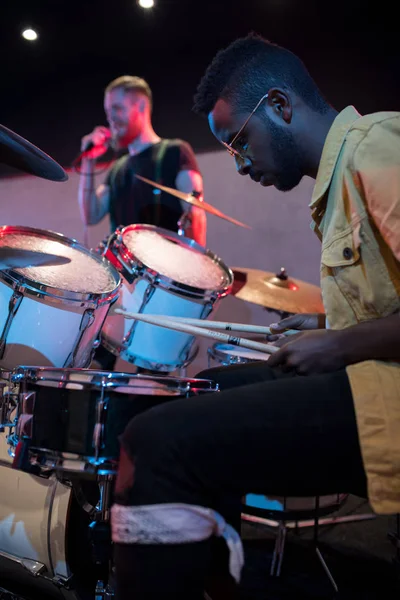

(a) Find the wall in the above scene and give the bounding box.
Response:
[0,150,321,375]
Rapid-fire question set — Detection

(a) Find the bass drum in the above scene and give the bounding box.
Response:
[0,427,102,600]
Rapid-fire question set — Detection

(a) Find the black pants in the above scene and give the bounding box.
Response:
[93,344,118,370]
[113,362,367,599]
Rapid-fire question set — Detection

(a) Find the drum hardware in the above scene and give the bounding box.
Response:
[100,228,143,285]
[0,286,24,359]
[0,383,19,436]
[177,209,192,237]
[0,549,46,577]
[95,580,114,599]
[0,548,75,589]
[93,386,107,462]
[64,308,96,368]
[207,342,270,368]
[122,284,156,351]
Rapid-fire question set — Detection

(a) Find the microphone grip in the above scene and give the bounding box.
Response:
[83,140,95,152]
[82,136,111,153]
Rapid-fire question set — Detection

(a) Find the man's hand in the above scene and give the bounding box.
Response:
[267,329,345,375]
[266,312,326,349]
[81,126,111,160]
[270,313,326,335]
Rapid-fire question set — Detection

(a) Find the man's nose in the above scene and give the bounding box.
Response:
[235,155,252,176]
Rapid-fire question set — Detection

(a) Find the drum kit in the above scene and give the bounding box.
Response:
[0,126,325,599]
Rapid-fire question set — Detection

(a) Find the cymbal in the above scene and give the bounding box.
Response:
[231,267,324,314]
[0,248,71,270]
[135,174,250,229]
[0,124,68,182]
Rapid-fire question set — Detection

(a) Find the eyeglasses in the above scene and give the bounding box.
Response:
[221,93,269,163]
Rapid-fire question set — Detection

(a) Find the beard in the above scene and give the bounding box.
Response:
[265,117,304,192]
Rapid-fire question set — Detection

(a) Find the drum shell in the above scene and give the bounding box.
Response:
[24,383,187,459]
[0,225,121,370]
[99,224,233,371]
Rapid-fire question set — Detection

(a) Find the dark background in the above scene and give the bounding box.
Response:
[0,0,399,170]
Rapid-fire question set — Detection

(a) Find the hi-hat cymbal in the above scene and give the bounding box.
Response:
[0,248,71,270]
[0,124,68,182]
[135,174,250,229]
[231,267,324,314]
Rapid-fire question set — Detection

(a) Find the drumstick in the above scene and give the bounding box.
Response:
[136,315,298,337]
[114,309,278,354]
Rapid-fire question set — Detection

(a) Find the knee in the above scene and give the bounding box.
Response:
[115,408,177,504]
[121,407,170,464]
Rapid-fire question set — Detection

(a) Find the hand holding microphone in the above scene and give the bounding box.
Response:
[80,126,112,160]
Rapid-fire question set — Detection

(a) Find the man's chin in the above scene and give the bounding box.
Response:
[274,174,303,192]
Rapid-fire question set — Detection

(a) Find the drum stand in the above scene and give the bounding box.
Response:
[93,476,115,599]
[242,495,375,592]
[73,475,115,599]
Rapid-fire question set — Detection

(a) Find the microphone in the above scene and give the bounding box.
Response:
[82,136,112,153]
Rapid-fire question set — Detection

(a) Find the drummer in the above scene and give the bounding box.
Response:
[111,34,400,599]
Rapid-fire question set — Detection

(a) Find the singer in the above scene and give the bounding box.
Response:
[78,76,207,370]
[78,75,206,245]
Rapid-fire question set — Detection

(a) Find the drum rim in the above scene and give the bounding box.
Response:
[0,225,121,303]
[208,342,265,364]
[11,366,219,394]
[113,224,233,298]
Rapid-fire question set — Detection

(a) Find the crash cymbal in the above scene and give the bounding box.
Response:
[0,124,68,182]
[0,248,71,270]
[231,267,324,314]
[135,174,250,229]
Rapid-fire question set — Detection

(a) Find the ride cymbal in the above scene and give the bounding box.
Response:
[231,267,324,314]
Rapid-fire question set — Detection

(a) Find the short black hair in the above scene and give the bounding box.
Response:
[193,33,329,117]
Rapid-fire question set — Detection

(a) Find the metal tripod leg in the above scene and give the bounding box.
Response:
[270,521,287,576]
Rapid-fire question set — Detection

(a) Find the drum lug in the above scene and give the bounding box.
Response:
[123,284,156,348]
[64,308,96,368]
[0,549,46,577]
[93,391,108,460]
[0,386,18,433]
[15,391,36,439]
[0,286,24,359]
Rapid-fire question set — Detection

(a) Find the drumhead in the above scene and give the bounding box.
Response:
[12,367,219,396]
[0,225,120,301]
[210,342,270,363]
[120,224,232,293]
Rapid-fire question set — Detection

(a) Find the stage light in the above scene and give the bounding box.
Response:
[22,28,38,41]
[138,0,154,8]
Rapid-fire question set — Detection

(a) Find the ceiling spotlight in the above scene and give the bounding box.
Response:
[138,0,154,8]
[22,28,38,41]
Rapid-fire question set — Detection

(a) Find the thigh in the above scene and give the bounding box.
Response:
[196,361,294,390]
[122,369,367,503]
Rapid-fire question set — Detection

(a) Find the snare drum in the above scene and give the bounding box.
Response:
[0,226,120,369]
[10,366,219,476]
[208,342,270,368]
[99,224,233,372]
